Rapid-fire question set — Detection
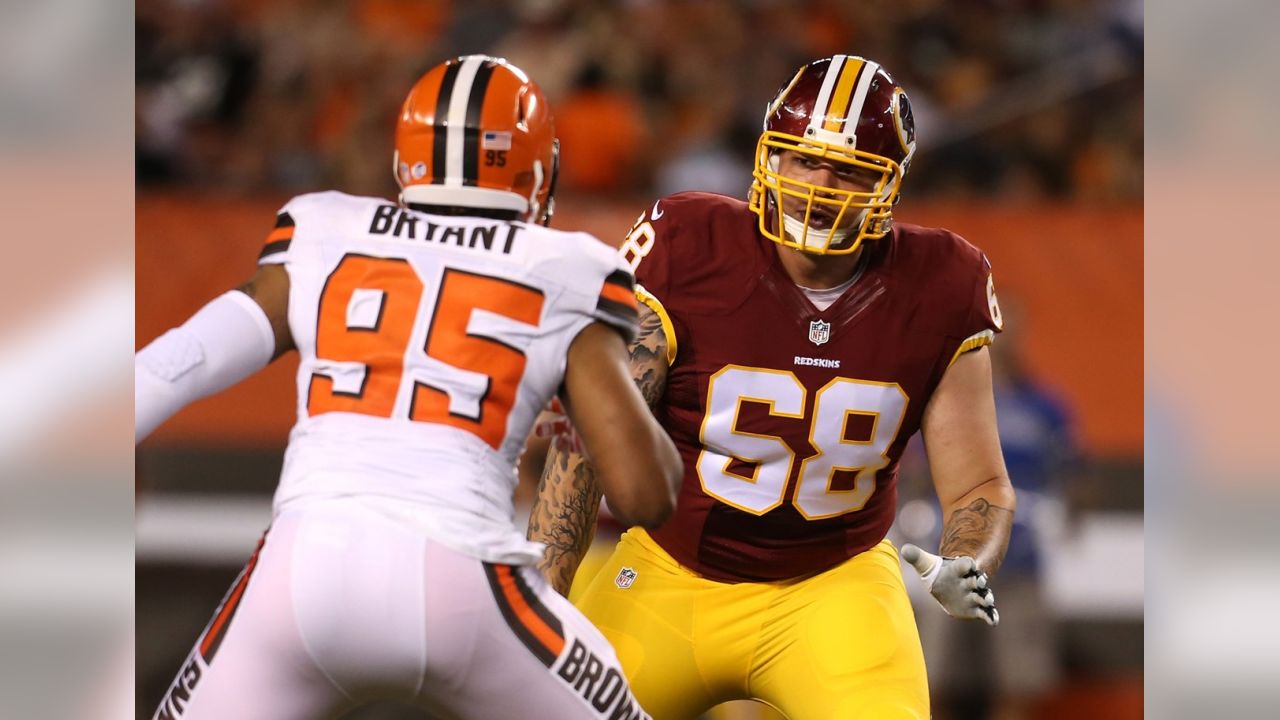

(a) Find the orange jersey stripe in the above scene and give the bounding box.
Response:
[600,281,639,311]
[264,226,294,246]
[496,565,565,657]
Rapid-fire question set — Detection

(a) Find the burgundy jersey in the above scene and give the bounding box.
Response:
[625,192,1002,583]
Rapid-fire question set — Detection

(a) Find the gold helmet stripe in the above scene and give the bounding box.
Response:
[822,57,865,133]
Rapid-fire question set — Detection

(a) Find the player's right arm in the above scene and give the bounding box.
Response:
[134,263,294,443]
[528,302,672,595]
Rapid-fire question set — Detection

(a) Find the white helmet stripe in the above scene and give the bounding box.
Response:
[844,60,881,138]
[807,54,846,133]
[444,56,484,187]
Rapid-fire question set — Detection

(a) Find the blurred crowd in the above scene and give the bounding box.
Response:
[136,0,1143,203]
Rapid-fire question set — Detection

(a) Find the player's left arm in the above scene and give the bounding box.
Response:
[922,346,1015,571]
[902,345,1016,624]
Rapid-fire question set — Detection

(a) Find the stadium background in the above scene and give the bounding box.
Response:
[135,1,1143,718]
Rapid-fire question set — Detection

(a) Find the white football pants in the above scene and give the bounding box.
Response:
[150,499,650,720]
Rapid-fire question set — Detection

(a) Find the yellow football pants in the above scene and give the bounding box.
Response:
[571,529,929,720]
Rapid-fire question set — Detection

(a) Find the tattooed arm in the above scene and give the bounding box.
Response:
[527,444,606,595]
[921,347,1016,575]
[528,304,673,595]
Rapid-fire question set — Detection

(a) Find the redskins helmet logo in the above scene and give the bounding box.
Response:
[892,88,917,172]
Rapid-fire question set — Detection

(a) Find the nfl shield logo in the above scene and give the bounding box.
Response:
[808,319,831,346]
[614,566,637,590]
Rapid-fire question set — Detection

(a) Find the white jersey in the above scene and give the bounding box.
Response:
[257,191,637,563]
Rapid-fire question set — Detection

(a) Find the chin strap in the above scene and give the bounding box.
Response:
[526,159,544,224]
[780,210,855,252]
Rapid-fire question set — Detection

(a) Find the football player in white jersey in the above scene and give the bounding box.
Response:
[136,55,681,720]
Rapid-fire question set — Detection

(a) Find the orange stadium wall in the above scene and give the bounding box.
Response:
[136,195,1142,457]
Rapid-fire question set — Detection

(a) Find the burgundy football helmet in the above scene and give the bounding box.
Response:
[748,55,917,255]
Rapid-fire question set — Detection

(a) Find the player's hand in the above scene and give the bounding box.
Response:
[533,398,587,456]
[900,544,999,626]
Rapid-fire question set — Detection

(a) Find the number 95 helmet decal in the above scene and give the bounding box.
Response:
[748,55,917,255]
[395,55,560,226]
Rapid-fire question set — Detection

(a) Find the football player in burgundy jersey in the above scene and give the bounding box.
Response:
[528,55,1016,719]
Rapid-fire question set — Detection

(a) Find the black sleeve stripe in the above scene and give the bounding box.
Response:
[274,211,295,229]
[596,297,639,324]
[604,268,635,289]
[259,240,291,259]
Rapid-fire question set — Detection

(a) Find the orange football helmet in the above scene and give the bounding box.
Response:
[394,55,560,225]
[748,55,917,255]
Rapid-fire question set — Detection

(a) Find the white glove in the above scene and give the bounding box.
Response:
[900,544,999,626]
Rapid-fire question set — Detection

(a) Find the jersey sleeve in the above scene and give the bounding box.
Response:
[623,199,680,363]
[257,205,297,266]
[946,251,1005,367]
[590,259,640,345]
[625,201,675,300]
